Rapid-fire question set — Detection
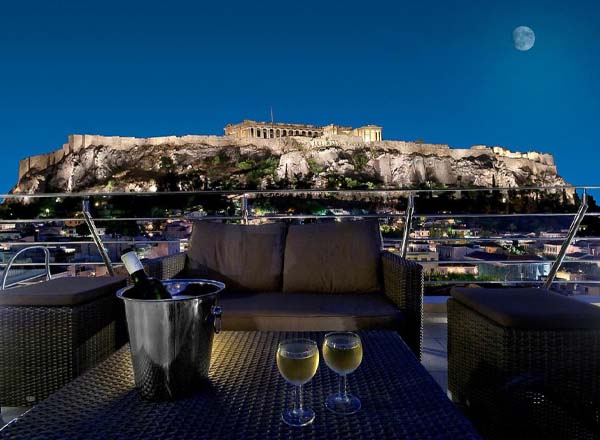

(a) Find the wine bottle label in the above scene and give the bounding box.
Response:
[121,251,144,274]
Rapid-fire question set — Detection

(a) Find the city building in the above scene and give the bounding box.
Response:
[436,263,479,276]
[410,229,431,239]
[543,241,585,257]
[465,251,551,282]
[163,221,192,240]
[437,244,479,261]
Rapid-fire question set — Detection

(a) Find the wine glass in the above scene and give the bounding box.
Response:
[322,332,363,414]
[276,338,319,427]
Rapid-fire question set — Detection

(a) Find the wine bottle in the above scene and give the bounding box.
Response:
[120,248,172,300]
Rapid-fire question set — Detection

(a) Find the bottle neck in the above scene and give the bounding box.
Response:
[121,251,144,275]
[130,269,148,285]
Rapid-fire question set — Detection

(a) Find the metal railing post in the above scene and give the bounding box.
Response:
[242,193,249,225]
[400,193,415,258]
[543,189,588,290]
[82,199,115,276]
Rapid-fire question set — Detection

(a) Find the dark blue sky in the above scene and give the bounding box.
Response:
[1,0,599,193]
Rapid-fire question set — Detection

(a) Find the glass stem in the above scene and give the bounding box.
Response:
[297,384,303,412]
[339,374,348,399]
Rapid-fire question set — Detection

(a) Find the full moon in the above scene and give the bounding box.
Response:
[513,26,535,51]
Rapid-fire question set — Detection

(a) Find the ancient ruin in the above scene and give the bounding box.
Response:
[14,119,565,195]
[224,120,383,142]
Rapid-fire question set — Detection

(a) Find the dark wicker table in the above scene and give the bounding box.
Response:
[0,331,480,440]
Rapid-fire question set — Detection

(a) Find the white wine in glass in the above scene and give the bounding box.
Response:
[323,332,363,415]
[277,339,319,427]
[322,340,363,375]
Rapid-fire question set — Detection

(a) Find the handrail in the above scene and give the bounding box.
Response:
[3,258,598,267]
[423,280,600,285]
[399,237,600,242]
[1,246,51,290]
[0,240,187,246]
[4,212,600,224]
[2,183,600,198]
[6,237,600,246]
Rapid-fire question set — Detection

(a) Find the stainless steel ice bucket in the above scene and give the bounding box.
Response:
[116,279,224,400]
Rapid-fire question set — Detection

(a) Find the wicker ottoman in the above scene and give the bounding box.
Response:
[0,276,127,407]
[448,287,600,440]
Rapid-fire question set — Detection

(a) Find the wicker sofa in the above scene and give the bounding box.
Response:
[448,287,600,439]
[143,220,424,358]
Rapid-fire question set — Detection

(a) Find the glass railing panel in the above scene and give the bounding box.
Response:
[0,187,599,296]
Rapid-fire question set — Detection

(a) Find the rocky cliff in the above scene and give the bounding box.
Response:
[13,133,568,194]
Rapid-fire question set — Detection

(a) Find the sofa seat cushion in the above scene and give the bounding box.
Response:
[186,221,287,291]
[451,287,600,330]
[282,220,382,294]
[0,276,127,307]
[219,291,404,331]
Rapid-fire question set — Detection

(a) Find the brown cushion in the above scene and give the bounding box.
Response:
[0,276,127,307]
[219,291,403,331]
[451,287,600,329]
[186,221,287,291]
[282,220,382,294]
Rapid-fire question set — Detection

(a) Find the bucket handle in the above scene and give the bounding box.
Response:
[212,305,223,334]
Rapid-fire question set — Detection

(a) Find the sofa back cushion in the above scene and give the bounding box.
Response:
[282,220,382,294]
[186,221,288,292]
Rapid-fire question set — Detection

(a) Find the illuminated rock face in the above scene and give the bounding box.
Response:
[14,132,567,194]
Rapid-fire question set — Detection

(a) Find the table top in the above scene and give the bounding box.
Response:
[0,331,480,440]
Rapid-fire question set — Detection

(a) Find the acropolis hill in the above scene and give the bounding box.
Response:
[14,119,566,194]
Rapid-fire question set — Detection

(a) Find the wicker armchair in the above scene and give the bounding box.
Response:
[381,251,424,358]
[143,250,424,358]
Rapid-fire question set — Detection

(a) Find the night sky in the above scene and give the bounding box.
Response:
[0,0,599,193]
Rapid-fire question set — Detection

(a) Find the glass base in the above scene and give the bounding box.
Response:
[325,393,361,415]
[281,407,315,427]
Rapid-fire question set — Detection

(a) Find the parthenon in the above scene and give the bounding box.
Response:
[224,120,383,142]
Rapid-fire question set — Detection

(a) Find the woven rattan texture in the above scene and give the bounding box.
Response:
[0,331,479,440]
[144,252,187,281]
[0,292,126,407]
[448,298,600,440]
[382,251,423,359]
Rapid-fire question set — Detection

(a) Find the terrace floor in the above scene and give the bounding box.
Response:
[422,309,449,395]
[1,309,451,429]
